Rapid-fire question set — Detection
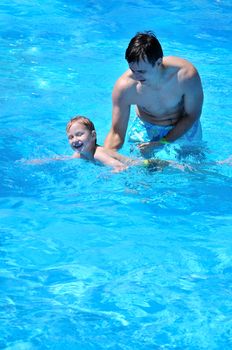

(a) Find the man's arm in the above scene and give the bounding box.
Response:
[104,81,131,150]
[139,68,203,152]
[163,70,203,142]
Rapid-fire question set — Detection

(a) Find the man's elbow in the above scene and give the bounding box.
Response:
[184,111,201,123]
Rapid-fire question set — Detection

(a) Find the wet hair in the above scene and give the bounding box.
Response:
[66,115,96,133]
[125,31,163,66]
[66,116,97,143]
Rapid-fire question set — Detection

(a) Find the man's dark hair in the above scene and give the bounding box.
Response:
[125,31,163,65]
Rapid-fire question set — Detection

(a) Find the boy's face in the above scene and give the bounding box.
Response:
[67,121,96,154]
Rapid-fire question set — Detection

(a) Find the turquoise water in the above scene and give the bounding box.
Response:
[1,1,232,349]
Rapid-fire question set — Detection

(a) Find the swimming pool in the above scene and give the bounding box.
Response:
[1,0,232,349]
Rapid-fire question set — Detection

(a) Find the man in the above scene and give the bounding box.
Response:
[104,31,203,154]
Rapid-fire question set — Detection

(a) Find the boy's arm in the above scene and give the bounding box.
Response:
[22,155,76,165]
[141,158,193,172]
[95,148,129,171]
[216,156,232,165]
[97,148,189,172]
[101,148,134,163]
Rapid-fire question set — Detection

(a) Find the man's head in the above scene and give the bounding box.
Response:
[66,116,97,154]
[125,31,163,66]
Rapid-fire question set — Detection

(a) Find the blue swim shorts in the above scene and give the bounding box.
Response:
[127,117,202,145]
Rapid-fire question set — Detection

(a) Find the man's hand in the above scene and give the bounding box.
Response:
[137,141,164,157]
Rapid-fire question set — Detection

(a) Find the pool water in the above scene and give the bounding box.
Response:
[1,0,232,349]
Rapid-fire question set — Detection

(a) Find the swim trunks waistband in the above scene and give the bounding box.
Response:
[128,117,202,144]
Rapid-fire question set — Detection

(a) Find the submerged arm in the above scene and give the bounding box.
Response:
[22,154,77,165]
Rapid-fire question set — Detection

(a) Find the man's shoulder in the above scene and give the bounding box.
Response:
[164,55,195,67]
[164,56,202,95]
[114,70,136,90]
[164,56,198,80]
[113,70,137,101]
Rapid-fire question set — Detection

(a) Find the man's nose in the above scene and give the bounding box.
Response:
[134,73,142,80]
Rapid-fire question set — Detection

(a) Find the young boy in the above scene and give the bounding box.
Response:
[66,116,131,171]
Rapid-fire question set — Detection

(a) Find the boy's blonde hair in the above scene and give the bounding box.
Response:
[66,116,96,133]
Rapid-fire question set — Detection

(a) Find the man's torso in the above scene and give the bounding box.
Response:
[122,56,195,126]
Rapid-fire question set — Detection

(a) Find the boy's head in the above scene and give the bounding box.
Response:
[66,116,97,154]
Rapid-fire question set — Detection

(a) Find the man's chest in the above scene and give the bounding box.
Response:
[135,87,183,115]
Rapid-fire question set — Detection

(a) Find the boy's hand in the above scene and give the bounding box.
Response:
[168,160,194,172]
[112,164,128,173]
[217,156,232,166]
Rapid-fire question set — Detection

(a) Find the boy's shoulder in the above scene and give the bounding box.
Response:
[94,145,116,158]
[94,145,122,164]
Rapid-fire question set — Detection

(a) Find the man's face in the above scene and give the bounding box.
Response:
[129,59,156,84]
[67,122,96,153]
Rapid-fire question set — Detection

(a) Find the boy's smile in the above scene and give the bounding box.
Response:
[71,140,84,150]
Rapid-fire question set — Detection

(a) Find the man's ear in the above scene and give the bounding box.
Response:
[92,130,96,139]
